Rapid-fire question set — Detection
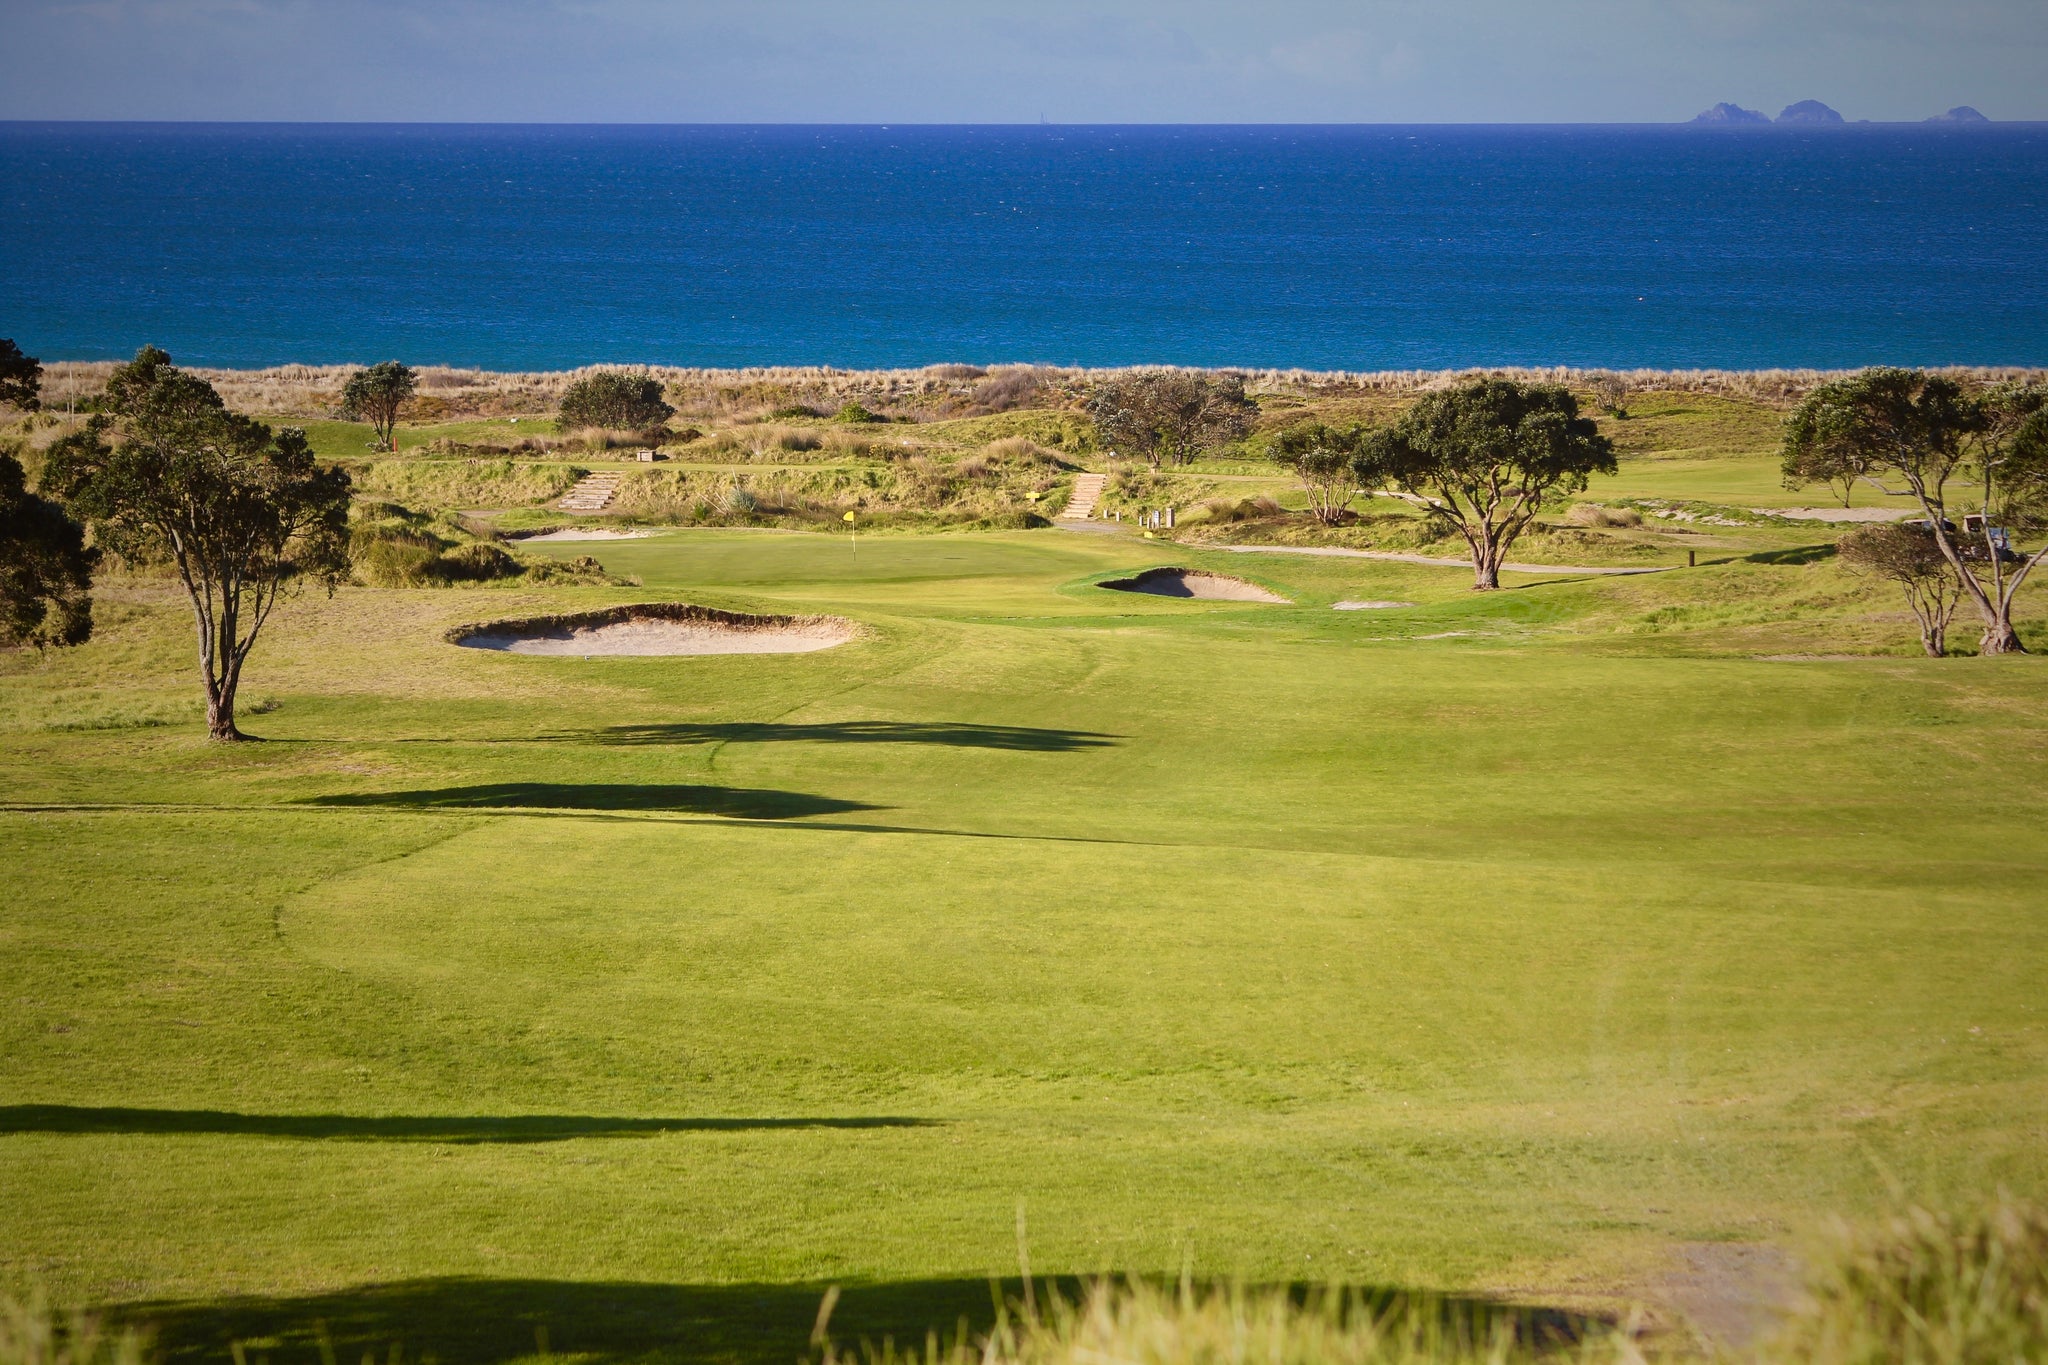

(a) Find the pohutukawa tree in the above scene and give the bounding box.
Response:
[557,371,675,431]
[1783,369,2048,654]
[0,449,95,651]
[339,361,417,451]
[1354,379,1616,590]
[1836,522,1963,658]
[1272,422,1368,525]
[1086,370,1258,469]
[0,338,42,411]
[44,348,352,740]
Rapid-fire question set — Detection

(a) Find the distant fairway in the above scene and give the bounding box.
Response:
[3,528,2045,1363]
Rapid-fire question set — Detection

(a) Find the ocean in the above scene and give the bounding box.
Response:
[2,122,2044,371]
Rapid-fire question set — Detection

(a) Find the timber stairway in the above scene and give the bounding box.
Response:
[1057,472,1108,520]
[559,471,622,513]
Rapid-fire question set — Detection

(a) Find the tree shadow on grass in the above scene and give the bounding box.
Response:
[117,1275,1592,1365]
[0,1106,933,1144]
[1744,543,1838,566]
[301,784,880,819]
[585,722,1120,752]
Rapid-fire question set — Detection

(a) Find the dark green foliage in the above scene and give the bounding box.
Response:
[0,448,95,649]
[835,401,880,424]
[0,338,41,411]
[559,372,675,431]
[1087,370,1257,468]
[43,347,351,739]
[1272,421,1369,524]
[339,361,417,451]
[1783,369,2048,653]
[1355,378,1616,589]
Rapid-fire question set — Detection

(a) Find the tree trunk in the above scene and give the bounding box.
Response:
[206,686,245,741]
[1470,534,1503,590]
[1921,623,1944,658]
[1979,623,2028,655]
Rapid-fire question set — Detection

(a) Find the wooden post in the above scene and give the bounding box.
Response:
[1688,550,1696,567]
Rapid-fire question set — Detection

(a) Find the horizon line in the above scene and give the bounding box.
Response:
[3,118,2043,130]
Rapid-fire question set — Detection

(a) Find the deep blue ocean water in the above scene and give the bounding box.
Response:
[3,122,2045,371]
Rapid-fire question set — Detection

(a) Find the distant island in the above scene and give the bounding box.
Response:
[1691,102,1771,124]
[1776,99,1844,125]
[1690,99,1996,125]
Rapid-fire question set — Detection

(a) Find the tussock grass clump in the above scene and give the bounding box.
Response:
[1769,1198,2048,1365]
[818,1278,1597,1365]
[1198,494,1285,524]
[0,1293,146,1365]
[1566,503,1643,529]
[347,500,617,588]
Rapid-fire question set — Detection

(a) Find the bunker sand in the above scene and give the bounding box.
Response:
[448,603,855,657]
[1099,567,1290,602]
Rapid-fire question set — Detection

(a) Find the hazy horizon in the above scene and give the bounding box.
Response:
[2,1,2042,125]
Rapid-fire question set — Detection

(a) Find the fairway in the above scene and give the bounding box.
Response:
[3,528,2046,1363]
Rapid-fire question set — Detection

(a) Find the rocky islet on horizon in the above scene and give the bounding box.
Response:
[1689,100,1995,125]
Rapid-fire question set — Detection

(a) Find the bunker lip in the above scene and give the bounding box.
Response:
[1098,567,1291,603]
[448,603,855,657]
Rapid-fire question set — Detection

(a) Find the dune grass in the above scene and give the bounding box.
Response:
[1,529,2045,1363]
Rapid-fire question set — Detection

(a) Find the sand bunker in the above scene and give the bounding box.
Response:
[449,604,855,657]
[1098,568,1290,603]
[509,528,656,542]
[1332,600,1417,611]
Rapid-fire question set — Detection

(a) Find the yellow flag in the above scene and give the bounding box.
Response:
[843,511,856,523]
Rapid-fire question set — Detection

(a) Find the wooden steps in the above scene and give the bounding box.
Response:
[1057,472,1108,520]
[559,472,622,512]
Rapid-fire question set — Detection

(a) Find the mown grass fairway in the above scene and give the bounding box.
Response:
[3,528,2046,1363]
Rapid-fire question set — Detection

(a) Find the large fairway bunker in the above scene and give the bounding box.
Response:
[449,603,856,657]
[1098,567,1291,603]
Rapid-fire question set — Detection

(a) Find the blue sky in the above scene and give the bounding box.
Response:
[3,0,2041,123]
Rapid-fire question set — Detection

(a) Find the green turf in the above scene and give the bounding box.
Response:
[3,528,2045,1365]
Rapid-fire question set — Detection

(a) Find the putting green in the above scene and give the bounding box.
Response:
[2,529,2044,1364]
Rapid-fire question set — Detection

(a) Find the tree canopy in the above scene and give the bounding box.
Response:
[1354,378,1616,589]
[0,339,42,411]
[1782,369,2048,653]
[1086,371,1257,468]
[558,371,675,431]
[1271,422,1367,525]
[44,347,351,739]
[339,361,417,451]
[0,448,94,651]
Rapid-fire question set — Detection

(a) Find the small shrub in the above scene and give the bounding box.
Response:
[558,371,673,430]
[835,401,880,424]
[766,404,821,421]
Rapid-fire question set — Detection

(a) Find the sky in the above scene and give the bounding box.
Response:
[2,0,2042,124]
